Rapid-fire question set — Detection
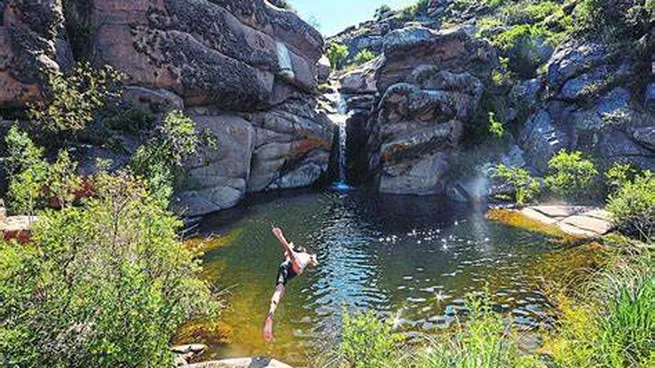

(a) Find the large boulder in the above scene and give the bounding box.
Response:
[375,27,495,92]
[247,101,333,193]
[0,0,72,107]
[174,101,333,216]
[91,0,322,110]
[519,109,569,173]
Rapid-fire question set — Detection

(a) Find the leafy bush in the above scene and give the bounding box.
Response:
[575,0,654,41]
[28,62,122,142]
[4,127,82,215]
[493,24,557,78]
[502,1,563,25]
[327,42,349,70]
[374,4,392,20]
[353,49,376,65]
[131,110,214,205]
[493,164,541,207]
[606,171,654,242]
[340,311,404,368]
[605,162,639,194]
[0,168,218,367]
[545,150,599,201]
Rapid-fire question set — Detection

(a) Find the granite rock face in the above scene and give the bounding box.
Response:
[0,0,72,107]
[0,0,333,216]
[515,39,655,172]
[338,27,493,195]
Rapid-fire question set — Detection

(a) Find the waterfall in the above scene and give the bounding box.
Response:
[326,92,351,190]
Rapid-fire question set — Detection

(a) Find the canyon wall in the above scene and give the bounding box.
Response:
[0,0,333,216]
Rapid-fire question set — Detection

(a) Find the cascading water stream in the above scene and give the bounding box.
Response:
[326,91,351,190]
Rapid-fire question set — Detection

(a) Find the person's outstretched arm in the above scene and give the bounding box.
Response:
[272,227,296,260]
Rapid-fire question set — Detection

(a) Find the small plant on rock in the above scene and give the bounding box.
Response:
[327,42,349,70]
[494,164,541,207]
[545,150,599,202]
[353,49,376,65]
[488,111,505,138]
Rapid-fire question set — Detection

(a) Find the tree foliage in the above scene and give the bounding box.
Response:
[0,164,218,367]
[131,110,215,205]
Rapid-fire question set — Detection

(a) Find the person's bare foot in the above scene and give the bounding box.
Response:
[263,313,274,342]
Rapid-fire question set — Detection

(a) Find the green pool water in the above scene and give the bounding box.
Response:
[192,189,574,365]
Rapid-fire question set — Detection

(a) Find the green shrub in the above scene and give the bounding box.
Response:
[327,42,349,70]
[493,164,541,207]
[374,4,392,20]
[606,171,654,242]
[605,162,639,194]
[0,169,218,367]
[131,110,215,205]
[575,0,654,41]
[545,150,599,201]
[28,62,122,142]
[353,49,376,65]
[493,24,557,78]
[4,127,82,215]
[502,1,563,25]
[340,311,404,368]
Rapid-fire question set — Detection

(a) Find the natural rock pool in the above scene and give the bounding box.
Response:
[191,189,593,365]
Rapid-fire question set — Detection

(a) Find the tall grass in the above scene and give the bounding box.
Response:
[405,297,544,368]
[546,251,655,368]
[319,249,653,368]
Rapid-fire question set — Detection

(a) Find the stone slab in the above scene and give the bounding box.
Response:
[520,207,560,225]
[0,216,36,232]
[531,205,590,218]
[561,215,613,235]
[557,222,597,237]
[186,358,292,368]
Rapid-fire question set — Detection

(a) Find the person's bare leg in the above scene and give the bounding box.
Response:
[264,284,285,341]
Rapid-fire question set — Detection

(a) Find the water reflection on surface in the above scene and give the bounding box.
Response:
[195,189,562,364]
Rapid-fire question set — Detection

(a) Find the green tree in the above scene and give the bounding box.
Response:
[327,42,349,70]
[545,150,599,201]
[0,169,218,367]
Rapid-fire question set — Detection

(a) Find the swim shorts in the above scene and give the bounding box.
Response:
[276,260,298,286]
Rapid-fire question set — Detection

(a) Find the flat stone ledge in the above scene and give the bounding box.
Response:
[519,205,613,237]
[185,358,292,368]
[0,215,37,233]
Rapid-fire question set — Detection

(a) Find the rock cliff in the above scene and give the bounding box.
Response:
[331,0,654,199]
[0,0,333,216]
